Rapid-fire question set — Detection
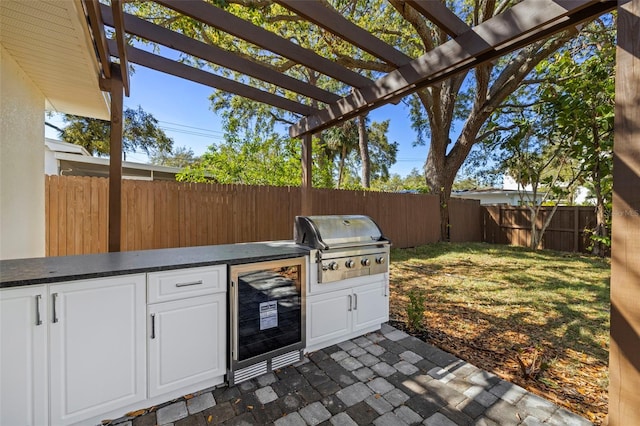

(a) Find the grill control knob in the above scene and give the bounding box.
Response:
[345,259,355,268]
[375,256,385,264]
[328,261,339,271]
[361,258,371,266]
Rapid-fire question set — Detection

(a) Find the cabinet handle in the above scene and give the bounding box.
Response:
[151,314,156,339]
[35,295,42,326]
[52,293,59,323]
[175,280,203,288]
[353,294,358,310]
[347,295,352,311]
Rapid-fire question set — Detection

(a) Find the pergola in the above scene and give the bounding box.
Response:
[81,0,638,423]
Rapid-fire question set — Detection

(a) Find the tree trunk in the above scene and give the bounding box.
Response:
[357,115,370,188]
[337,144,346,189]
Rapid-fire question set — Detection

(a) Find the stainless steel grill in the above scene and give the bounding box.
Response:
[294,215,390,283]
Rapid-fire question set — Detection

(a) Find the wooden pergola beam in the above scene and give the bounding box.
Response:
[108,64,123,252]
[290,0,615,137]
[275,0,412,67]
[609,0,640,424]
[111,0,130,96]
[100,5,339,105]
[107,40,317,116]
[154,0,372,89]
[83,0,111,78]
[405,0,471,37]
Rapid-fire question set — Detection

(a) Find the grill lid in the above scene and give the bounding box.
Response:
[294,215,388,250]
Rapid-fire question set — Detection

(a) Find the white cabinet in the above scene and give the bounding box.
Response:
[1,286,48,426]
[49,275,146,426]
[306,279,388,351]
[352,281,389,332]
[147,266,226,398]
[307,288,352,348]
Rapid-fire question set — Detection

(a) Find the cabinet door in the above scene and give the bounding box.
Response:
[352,280,388,332]
[306,288,352,348]
[0,286,48,426]
[49,275,146,426]
[148,293,226,398]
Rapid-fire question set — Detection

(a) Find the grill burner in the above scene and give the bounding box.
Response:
[294,215,390,283]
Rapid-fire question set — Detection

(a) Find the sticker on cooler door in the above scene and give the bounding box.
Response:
[259,301,278,330]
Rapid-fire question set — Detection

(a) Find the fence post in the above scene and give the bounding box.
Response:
[573,207,580,252]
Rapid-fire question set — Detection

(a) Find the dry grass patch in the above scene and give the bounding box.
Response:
[388,242,610,424]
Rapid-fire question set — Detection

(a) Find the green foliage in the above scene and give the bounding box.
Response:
[406,290,427,332]
[60,106,173,157]
[150,146,199,168]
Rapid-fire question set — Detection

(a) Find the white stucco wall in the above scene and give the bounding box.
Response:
[0,46,46,259]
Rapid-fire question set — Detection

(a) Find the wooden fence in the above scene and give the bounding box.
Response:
[481,205,597,252]
[45,176,482,256]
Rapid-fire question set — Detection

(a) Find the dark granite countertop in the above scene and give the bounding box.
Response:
[0,241,309,288]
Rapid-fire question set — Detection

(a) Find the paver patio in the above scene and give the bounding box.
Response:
[106,324,591,426]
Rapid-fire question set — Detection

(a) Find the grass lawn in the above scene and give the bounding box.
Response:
[388,242,610,424]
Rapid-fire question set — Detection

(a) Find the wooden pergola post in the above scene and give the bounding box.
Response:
[108,64,124,252]
[609,0,640,423]
[301,133,312,216]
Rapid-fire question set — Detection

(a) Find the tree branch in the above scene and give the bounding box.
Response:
[475,124,518,143]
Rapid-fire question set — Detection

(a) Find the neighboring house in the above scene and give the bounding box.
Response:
[45,139,182,181]
[451,187,543,206]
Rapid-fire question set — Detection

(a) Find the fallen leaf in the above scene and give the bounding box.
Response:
[207,415,213,423]
[234,398,241,404]
[184,394,194,400]
[374,394,381,399]
[247,405,254,410]
[125,409,146,417]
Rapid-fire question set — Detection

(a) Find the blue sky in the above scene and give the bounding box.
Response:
[46,64,430,177]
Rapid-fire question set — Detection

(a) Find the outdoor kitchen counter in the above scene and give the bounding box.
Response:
[0,241,308,288]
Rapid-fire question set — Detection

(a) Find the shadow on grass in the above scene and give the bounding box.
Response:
[389,242,610,421]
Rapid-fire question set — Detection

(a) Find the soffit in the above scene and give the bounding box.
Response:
[0,0,109,120]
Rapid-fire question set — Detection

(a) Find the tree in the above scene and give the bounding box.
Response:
[60,106,173,159]
[534,25,615,256]
[150,146,199,168]
[466,19,615,253]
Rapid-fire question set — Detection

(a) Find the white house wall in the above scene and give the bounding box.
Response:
[0,46,45,259]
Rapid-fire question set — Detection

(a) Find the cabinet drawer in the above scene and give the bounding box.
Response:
[148,266,227,303]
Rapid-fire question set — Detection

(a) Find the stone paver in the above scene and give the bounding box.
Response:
[256,372,277,387]
[385,329,410,341]
[339,356,364,371]
[368,377,395,394]
[157,402,188,424]
[399,350,423,364]
[394,360,419,376]
[383,388,410,407]
[373,411,409,426]
[371,362,397,377]
[353,366,375,381]
[255,386,279,404]
[394,405,422,425]
[336,382,374,406]
[365,394,394,415]
[186,392,215,414]
[423,412,457,426]
[299,401,332,425]
[274,411,306,426]
[330,412,358,426]
[107,325,593,426]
